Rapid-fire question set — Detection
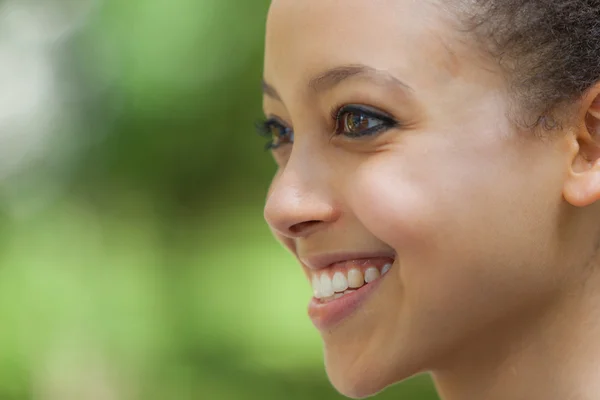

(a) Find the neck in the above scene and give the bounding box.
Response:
[431,269,600,400]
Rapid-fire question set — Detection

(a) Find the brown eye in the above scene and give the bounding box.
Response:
[256,118,294,150]
[270,123,288,141]
[342,111,378,135]
[334,105,397,138]
[270,123,293,148]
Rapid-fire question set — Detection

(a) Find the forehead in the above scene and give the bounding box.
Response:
[264,0,465,92]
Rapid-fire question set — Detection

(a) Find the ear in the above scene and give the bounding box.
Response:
[563,85,600,207]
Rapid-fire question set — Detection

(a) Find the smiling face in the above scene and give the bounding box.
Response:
[261,0,589,398]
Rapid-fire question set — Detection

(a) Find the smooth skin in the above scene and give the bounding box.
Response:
[261,1,600,399]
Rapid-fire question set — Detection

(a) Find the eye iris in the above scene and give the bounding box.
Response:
[271,125,281,140]
[345,112,371,133]
[270,124,290,145]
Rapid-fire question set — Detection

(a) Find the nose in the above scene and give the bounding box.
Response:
[264,153,338,239]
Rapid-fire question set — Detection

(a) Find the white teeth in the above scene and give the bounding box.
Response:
[381,263,392,275]
[320,274,334,297]
[322,290,355,302]
[364,267,380,283]
[312,275,321,298]
[348,269,364,288]
[332,272,349,292]
[312,263,394,298]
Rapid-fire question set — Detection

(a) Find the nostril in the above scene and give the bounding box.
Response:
[289,220,322,235]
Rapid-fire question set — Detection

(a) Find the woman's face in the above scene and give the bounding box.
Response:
[262,0,580,397]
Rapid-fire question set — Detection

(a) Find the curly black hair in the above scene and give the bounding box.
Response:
[459,0,600,129]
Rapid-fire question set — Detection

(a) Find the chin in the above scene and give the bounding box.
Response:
[325,362,393,399]
[323,346,419,399]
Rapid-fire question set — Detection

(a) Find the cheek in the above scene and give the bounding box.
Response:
[348,135,563,257]
[346,138,567,336]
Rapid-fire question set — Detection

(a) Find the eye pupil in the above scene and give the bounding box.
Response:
[345,112,369,132]
[269,123,292,147]
[275,126,284,138]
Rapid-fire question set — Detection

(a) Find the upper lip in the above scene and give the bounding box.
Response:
[299,251,396,270]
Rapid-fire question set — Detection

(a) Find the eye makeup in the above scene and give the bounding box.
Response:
[255,117,294,150]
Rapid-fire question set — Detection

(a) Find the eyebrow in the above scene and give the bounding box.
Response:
[262,80,281,101]
[262,64,412,101]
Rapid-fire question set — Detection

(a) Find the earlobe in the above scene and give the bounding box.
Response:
[563,90,600,208]
[564,164,600,207]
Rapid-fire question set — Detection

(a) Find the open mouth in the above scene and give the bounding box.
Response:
[310,258,393,303]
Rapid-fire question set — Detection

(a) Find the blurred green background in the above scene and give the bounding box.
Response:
[0,0,439,398]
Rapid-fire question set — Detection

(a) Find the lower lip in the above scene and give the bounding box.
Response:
[307,273,387,331]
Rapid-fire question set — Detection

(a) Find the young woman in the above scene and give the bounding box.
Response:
[258,1,600,399]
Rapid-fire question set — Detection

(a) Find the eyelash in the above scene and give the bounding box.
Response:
[255,118,294,150]
[330,104,399,138]
[256,105,399,150]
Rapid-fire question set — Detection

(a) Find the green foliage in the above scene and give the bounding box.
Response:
[0,0,439,398]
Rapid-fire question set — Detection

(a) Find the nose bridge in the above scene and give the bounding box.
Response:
[286,140,327,187]
[264,143,337,238]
